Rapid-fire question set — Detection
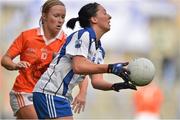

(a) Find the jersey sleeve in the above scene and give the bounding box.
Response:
[66,31,90,58]
[6,32,25,58]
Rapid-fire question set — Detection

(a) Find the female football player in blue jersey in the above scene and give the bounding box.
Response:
[33,2,137,119]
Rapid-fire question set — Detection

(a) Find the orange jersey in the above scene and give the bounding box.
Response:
[133,84,164,114]
[7,28,66,92]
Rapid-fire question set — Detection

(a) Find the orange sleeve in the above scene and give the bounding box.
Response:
[6,32,25,58]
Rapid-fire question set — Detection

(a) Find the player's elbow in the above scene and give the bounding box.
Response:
[1,55,15,70]
[91,80,100,90]
[92,84,99,89]
[72,59,82,74]
[1,56,6,67]
[72,66,81,74]
[92,83,106,90]
[72,62,88,74]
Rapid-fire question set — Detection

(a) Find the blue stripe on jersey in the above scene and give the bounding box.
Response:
[51,27,98,97]
[57,27,96,64]
[99,45,105,58]
[85,27,96,40]
[85,27,96,50]
[54,69,74,96]
[43,32,78,93]
[62,70,74,96]
[57,32,76,64]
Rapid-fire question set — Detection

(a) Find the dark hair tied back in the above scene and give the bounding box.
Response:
[66,2,99,29]
[66,17,79,29]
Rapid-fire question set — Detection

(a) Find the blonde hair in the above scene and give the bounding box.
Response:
[40,0,65,24]
[42,0,64,13]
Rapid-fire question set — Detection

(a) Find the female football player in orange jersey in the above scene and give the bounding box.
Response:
[1,0,88,119]
[133,82,163,120]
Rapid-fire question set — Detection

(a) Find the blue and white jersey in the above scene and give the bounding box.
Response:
[33,27,105,101]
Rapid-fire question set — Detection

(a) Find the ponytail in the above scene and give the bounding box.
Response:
[67,2,99,29]
[66,17,79,30]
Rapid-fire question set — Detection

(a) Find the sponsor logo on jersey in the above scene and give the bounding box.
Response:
[75,39,82,48]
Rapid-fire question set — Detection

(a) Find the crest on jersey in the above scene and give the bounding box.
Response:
[75,39,82,48]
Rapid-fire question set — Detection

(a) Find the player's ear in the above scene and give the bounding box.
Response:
[42,13,46,21]
[90,16,97,24]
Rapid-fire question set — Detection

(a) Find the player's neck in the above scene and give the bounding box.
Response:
[92,26,106,41]
[42,25,58,41]
[44,29,57,41]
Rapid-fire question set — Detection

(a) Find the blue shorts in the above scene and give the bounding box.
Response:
[33,92,73,119]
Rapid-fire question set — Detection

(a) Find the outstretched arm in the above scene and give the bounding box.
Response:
[72,55,137,91]
[91,74,136,92]
[72,55,130,82]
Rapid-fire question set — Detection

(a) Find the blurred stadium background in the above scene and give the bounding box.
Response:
[0,0,180,119]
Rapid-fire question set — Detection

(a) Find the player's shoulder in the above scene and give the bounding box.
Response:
[79,28,90,34]
[78,27,95,40]
[77,28,90,38]
[66,28,90,42]
[21,27,39,37]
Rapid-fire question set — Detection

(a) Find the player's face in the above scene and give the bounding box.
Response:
[94,5,111,33]
[44,5,66,34]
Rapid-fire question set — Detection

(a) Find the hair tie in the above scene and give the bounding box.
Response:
[75,17,79,21]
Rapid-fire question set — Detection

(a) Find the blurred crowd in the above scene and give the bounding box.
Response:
[0,0,180,119]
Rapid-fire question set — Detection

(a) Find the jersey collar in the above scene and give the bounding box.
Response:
[37,25,65,45]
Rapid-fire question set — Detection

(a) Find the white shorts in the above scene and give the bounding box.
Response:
[9,90,33,115]
[135,112,160,120]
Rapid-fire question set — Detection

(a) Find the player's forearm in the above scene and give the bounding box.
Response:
[72,56,108,74]
[78,77,88,95]
[1,55,16,70]
[91,74,113,91]
[92,81,112,90]
[74,63,108,74]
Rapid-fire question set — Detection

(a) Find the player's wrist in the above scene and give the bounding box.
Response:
[107,63,123,75]
[111,83,121,92]
[12,63,18,70]
[111,84,116,91]
[107,64,113,73]
[111,82,137,92]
